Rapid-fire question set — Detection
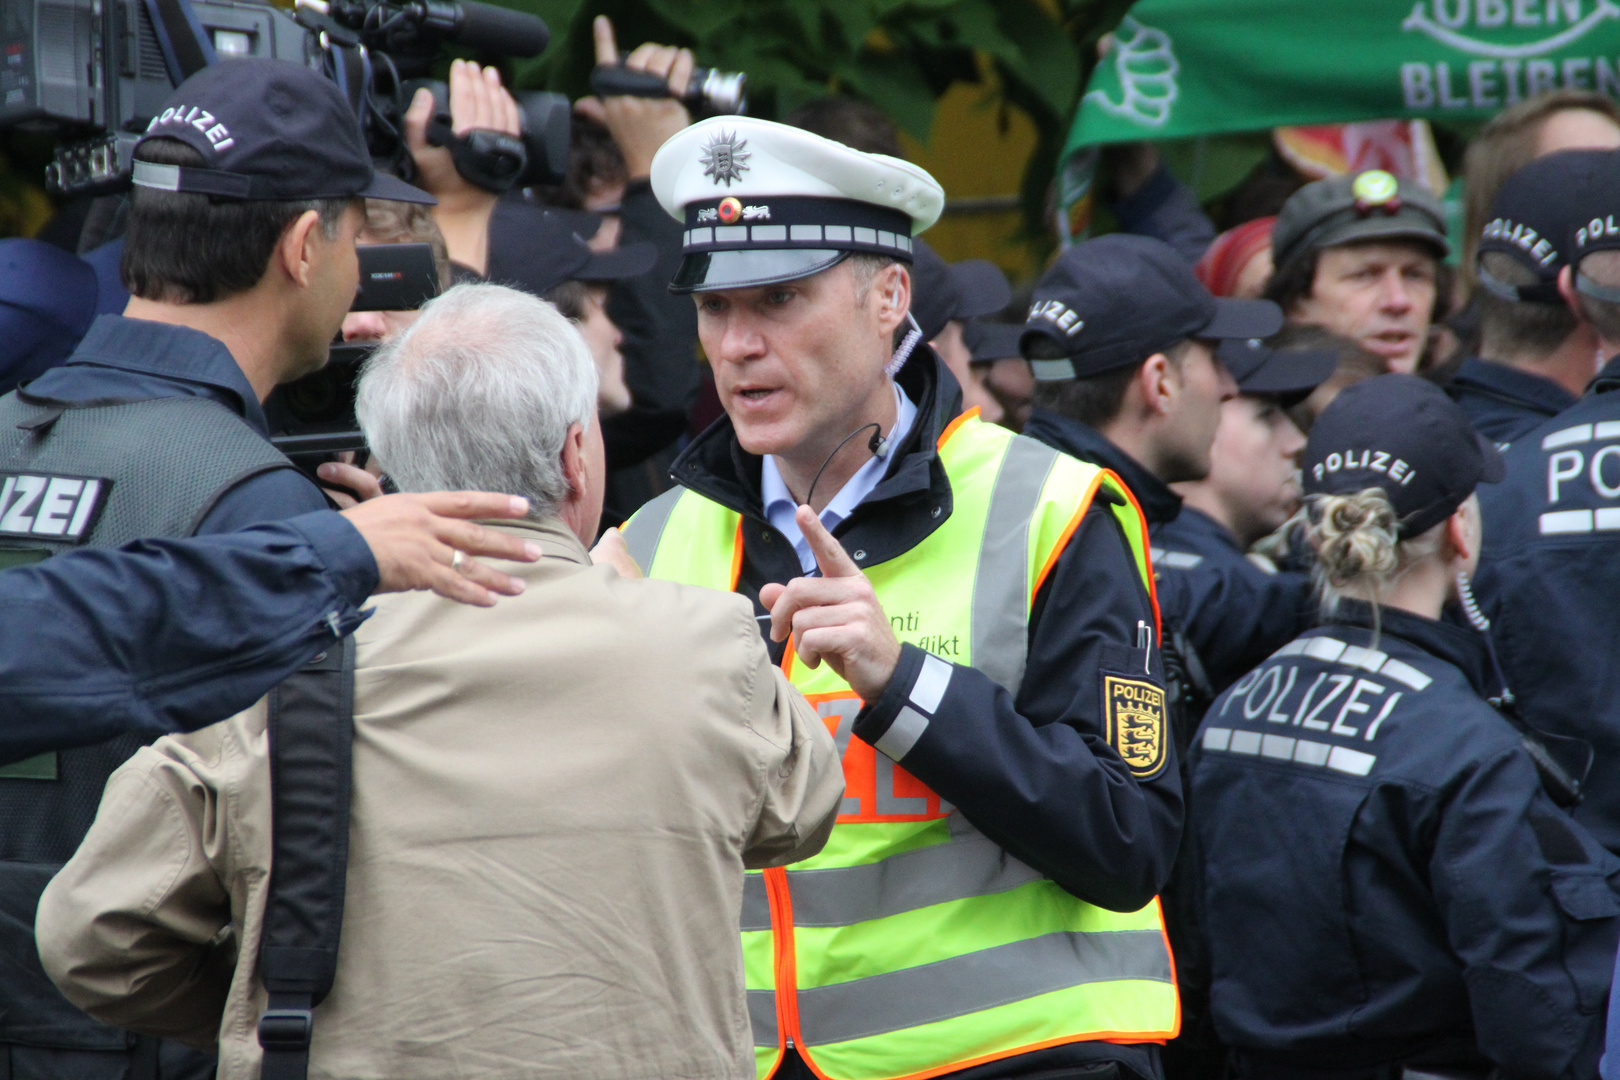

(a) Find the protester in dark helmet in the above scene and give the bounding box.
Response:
[1196,374,1620,1080]
[1266,169,1448,374]
[1450,149,1614,446]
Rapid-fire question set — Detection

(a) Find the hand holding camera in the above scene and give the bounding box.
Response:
[578,16,695,181]
[406,60,523,204]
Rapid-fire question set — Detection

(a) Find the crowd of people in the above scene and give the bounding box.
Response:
[8,15,1620,1080]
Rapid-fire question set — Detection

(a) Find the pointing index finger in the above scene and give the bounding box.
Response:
[796,504,860,578]
[593,15,618,66]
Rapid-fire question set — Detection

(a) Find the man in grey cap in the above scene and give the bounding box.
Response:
[1264,169,1449,374]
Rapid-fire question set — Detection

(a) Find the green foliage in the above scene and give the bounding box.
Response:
[489,0,1134,248]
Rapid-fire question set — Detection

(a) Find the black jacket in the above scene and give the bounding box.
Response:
[1477,354,1620,853]
[1446,355,1576,448]
[669,355,1182,1080]
[1023,408,1313,694]
[1195,604,1620,1079]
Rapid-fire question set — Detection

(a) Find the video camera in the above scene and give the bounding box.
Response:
[264,241,437,478]
[2,0,567,196]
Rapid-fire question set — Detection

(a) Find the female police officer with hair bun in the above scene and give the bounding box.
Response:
[1192,374,1620,1080]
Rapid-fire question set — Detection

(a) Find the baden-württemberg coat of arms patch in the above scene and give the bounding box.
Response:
[1103,673,1168,780]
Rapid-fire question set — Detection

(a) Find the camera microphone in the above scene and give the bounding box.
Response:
[409,0,550,57]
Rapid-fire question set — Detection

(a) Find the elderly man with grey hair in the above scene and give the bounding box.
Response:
[36,282,844,1080]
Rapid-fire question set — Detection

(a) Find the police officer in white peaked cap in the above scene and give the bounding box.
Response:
[624,115,1183,1080]
[652,116,942,293]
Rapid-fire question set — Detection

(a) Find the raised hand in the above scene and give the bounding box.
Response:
[758,505,901,701]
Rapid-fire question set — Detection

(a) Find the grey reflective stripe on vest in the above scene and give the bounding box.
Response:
[621,485,684,577]
[748,990,779,1048]
[970,436,1060,692]
[741,823,1043,932]
[793,929,1172,1046]
[742,874,771,932]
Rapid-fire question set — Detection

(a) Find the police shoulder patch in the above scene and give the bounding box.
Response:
[1102,672,1168,781]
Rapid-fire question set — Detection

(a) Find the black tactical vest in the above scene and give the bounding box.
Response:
[0,390,301,1052]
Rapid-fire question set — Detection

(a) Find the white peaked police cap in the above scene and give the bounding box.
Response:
[651,116,946,293]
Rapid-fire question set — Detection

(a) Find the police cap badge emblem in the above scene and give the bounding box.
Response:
[700,130,751,187]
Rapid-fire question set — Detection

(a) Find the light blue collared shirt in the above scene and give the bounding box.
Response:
[760,383,918,574]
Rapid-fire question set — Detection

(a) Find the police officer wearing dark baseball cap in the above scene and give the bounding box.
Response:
[1472,146,1620,859]
[1019,233,1301,1071]
[1020,233,1280,524]
[1195,373,1620,1080]
[1449,150,1611,445]
[1303,374,1504,534]
[1266,169,1448,374]
[0,60,434,1075]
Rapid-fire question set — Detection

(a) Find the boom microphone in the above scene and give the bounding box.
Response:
[436,0,550,57]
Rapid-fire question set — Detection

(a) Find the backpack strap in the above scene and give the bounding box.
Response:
[257,636,356,1080]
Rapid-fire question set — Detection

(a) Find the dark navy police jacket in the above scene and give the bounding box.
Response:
[1149,502,1313,695]
[1477,355,1620,854]
[1447,355,1576,449]
[1194,603,1620,1079]
[22,314,329,532]
[0,512,375,764]
[1023,409,1312,694]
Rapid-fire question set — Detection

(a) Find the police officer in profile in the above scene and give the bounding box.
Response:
[1196,374,1620,1080]
[1155,336,1333,607]
[1477,147,1620,855]
[0,58,431,1078]
[1019,233,1297,702]
[1449,149,1614,446]
[624,117,1180,1080]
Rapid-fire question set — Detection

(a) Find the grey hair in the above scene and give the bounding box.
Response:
[356,282,598,519]
[847,252,899,305]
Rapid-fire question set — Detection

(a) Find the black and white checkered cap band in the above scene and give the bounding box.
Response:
[681,196,915,260]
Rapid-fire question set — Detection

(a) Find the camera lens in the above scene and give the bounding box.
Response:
[686,68,746,115]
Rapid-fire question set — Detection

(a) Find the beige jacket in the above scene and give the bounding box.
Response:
[38,518,841,1080]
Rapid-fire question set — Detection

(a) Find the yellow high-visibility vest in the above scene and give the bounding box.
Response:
[624,410,1179,1080]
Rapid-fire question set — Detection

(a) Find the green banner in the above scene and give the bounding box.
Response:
[1069,0,1620,150]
